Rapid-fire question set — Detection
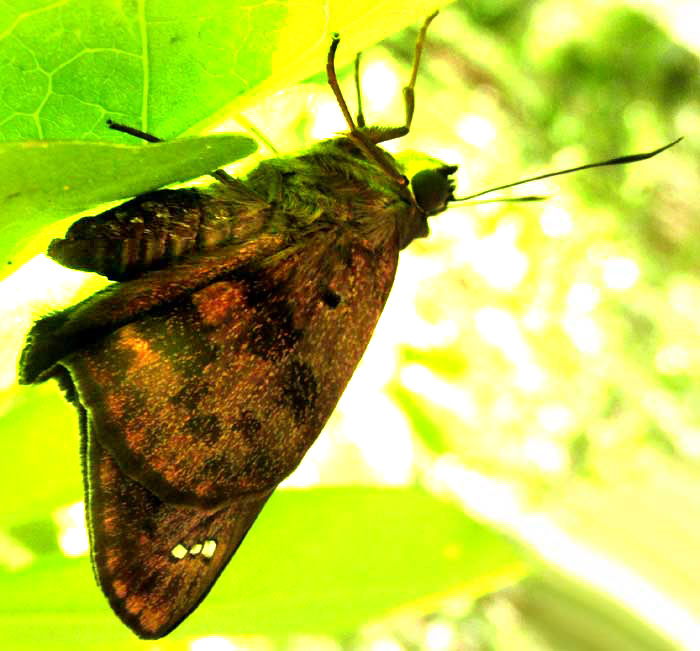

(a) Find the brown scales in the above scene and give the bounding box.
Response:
[18,12,448,639]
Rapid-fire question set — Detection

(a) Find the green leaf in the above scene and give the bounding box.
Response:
[509,571,682,651]
[0,135,257,275]
[0,385,82,528]
[0,0,448,279]
[0,486,526,648]
[0,0,448,141]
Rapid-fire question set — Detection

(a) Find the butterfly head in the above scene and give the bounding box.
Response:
[411,164,458,216]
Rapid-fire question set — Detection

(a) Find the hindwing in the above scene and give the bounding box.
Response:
[82,411,273,638]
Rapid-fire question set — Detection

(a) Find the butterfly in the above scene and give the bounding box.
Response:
[18,10,680,638]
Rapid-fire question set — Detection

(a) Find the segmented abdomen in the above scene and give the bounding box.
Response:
[48,188,262,281]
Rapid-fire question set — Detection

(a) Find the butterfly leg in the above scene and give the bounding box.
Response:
[354,52,366,128]
[326,32,409,186]
[370,10,439,145]
[326,12,440,186]
[105,119,238,188]
[326,35,358,133]
[402,10,438,132]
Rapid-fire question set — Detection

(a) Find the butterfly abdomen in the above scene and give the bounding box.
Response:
[48,186,270,281]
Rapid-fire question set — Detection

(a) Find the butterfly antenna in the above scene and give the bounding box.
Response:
[453,137,682,204]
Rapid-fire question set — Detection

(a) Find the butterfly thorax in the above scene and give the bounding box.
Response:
[244,136,427,250]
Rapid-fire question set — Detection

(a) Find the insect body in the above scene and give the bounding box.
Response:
[19,13,454,638]
[18,11,679,639]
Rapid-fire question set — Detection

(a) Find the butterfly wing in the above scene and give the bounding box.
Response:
[22,220,400,636]
[19,234,286,386]
[83,415,272,638]
[51,228,399,507]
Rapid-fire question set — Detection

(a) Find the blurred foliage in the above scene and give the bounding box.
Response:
[1,0,699,650]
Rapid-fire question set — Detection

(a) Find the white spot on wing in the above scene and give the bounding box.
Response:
[201,539,217,558]
[171,543,187,559]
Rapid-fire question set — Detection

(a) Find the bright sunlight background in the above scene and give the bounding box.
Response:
[1,1,699,649]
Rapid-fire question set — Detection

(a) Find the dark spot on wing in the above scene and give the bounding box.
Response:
[134,572,159,595]
[231,411,262,443]
[231,267,302,359]
[249,299,301,359]
[200,453,229,482]
[108,475,163,539]
[188,414,222,444]
[171,382,210,411]
[162,572,184,595]
[243,448,274,476]
[281,359,318,421]
[321,288,341,308]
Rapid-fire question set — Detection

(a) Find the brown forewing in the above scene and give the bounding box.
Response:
[19,234,286,386]
[58,227,399,507]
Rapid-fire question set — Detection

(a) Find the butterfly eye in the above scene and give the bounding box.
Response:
[411,165,458,214]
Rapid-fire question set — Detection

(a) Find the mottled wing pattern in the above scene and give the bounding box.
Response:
[62,228,399,506]
[20,166,402,636]
[19,234,286,386]
[84,417,272,638]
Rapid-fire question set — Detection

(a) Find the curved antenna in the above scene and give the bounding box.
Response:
[453,138,682,203]
[458,195,550,206]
